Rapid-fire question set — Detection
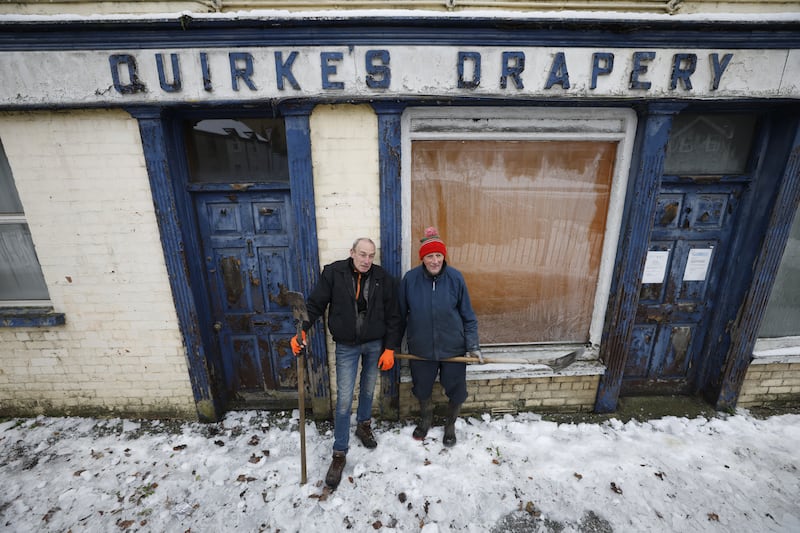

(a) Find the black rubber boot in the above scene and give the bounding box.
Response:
[355,420,377,449]
[443,402,462,447]
[325,451,347,489]
[412,399,433,440]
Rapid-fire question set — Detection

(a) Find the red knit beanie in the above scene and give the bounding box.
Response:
[419,226,447,260]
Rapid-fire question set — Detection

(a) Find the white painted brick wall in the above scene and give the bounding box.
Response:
[309,104,381,406]
[0,109,196,417]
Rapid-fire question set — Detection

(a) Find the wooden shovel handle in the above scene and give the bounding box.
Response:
[395,353,481,364]
[297,352,307,485]
[394,349,581,370]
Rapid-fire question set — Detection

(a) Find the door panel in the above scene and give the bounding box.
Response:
[195,190,300,408]
[654,324,694,378]
[623,185,742,394]
[256,246,298,390]
[625,325,657,378]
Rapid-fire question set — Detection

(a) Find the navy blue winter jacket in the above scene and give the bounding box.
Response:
[399,263,479,360]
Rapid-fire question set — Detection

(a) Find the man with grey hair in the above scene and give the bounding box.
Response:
[291,237,402,489]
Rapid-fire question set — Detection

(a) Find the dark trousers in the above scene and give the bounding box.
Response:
[409,359,468,405]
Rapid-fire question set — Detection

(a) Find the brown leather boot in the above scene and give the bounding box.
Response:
[412,399,433,440]
[355,420,377,449]
[325,451,347,489]
[443,402,462,447]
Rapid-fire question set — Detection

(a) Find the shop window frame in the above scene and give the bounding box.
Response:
[754,206,800,359]
[0,138,63,327]
[400,106,637,358]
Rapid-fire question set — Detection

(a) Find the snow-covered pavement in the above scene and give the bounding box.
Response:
[1,409,799,532]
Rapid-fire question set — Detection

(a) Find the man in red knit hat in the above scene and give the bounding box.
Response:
[398,227,482,446]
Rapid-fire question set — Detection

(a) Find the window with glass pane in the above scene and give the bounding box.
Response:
[411,140,616,344]
[758,209,800,338]
[184,118,289,183]
[0,139,50,302]
[664,114,756,175]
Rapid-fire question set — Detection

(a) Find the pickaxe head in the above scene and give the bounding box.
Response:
[278,285,309,335]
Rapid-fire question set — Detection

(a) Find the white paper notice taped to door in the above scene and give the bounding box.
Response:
[642,250,670,284]
[683,248,713,281]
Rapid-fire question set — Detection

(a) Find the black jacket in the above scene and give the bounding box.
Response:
[305,258,402,349]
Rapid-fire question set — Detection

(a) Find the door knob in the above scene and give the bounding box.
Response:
[213,322,222,332]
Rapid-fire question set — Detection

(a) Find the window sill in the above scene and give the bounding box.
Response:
[0,307,66,327]
[752,336,800,362]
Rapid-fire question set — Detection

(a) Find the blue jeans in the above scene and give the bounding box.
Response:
[333,339,382,453]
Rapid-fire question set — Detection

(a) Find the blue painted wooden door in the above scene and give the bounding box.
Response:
[623,183,743,394]
[194,191,300,408]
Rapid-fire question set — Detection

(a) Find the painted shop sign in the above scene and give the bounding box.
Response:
[1,46,799,106]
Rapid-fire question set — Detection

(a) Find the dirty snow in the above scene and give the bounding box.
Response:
[1,409,799,532]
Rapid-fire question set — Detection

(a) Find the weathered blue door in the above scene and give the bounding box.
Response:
[623,183,744,394]
[620,112,760,396]
[194,190,301,408]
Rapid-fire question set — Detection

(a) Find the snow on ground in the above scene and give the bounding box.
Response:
[1,409,799,532]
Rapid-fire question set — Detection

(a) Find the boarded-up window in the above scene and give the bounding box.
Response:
[411,140,616,345]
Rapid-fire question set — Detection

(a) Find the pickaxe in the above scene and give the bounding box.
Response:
[277,285,309,485]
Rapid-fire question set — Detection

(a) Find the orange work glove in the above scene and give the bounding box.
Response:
[290,331,307,356]
[377,349,395,370]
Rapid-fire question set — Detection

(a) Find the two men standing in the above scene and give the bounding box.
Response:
[292,228,480,488]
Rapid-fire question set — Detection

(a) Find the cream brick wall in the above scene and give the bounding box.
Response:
[310,104,381,268]
[738,361,800,409]
[309,104,381,409]
[0,109,196,418]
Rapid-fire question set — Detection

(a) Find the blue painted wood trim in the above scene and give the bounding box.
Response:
[373,103,405,280]
[712,114,800,410]
[594,103,683,413]
[0,307,65,327]
[372,102,406,418]
[126,106,220,422]
[2,18,799,50]
[160,113,231,411]
[281,102,331,418]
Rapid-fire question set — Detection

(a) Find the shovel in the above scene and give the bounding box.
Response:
[278,286,309,485]
[395,348,582,372]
